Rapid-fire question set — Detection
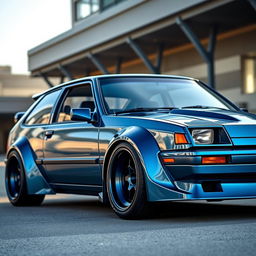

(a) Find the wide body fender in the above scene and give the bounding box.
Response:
[7,136,55,195]
[104,126,185,201]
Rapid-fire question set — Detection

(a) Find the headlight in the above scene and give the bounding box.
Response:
[191,129,214,144]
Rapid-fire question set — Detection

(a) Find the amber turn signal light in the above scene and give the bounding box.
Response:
[163,158,175,164]
[202,156,227,164]
[174,133,188,144]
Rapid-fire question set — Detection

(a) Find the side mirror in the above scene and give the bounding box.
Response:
[14,112,25,123]
[71,108,92,122]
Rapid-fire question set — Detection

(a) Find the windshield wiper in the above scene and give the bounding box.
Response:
[115,107,176,115]
[181,105,227,110]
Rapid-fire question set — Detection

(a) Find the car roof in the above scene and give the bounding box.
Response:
[32,74,196,100]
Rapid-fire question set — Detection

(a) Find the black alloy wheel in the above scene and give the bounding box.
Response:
[107,142,148,219]
[5,151,45,206]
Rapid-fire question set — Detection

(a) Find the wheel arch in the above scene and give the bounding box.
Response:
[6,136,55,195]
[102,126,179,202]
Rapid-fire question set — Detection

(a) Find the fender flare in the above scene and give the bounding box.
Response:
[6,136,55,195]
[102,126,181,201]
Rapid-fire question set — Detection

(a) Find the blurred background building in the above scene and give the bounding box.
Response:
[28,0,256,111]
[1,0,256,153]
[0,66,54,153]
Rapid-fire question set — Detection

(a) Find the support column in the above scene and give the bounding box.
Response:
[126,37,160,74]
[39,72,54,88]
[60,76,65,84]
[115,57,122,74]
[207,26,217,88]
[176,17,217,89]
[88,53,110,74]
[58,64,74,80]
[156,43,164,73]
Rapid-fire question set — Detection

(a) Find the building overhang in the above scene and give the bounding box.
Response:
[28,0,256,79]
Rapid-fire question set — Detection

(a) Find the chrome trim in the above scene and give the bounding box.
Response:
[50,183,102,188]
[42,157,99,165]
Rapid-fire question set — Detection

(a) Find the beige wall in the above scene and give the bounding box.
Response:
[0,66,60,154]
[0,67,50,97]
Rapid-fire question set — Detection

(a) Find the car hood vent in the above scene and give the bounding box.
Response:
[170,109,239,122]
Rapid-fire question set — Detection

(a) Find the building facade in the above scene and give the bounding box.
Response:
[28,0,256,111]
[0,66,53,153]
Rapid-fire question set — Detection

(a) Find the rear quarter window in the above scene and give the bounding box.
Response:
[25,90,60,125]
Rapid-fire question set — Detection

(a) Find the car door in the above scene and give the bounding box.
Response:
[22,89,62,160]
[43,82,101,186]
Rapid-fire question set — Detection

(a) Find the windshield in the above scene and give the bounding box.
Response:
[99,77,235,114]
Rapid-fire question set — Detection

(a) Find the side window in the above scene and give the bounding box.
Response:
[56,84,95,123]
[25,90,60,125]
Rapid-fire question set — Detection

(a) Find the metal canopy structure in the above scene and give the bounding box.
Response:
[28,0,256,88]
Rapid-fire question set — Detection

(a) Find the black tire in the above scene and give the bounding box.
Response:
[5,151,45,206]
[106,142,148,219]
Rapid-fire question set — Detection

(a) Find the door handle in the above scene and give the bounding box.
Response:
[45,130,54,139]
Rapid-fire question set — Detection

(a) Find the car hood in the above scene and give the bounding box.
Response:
[127,108,256,126]
[124,109,256,145]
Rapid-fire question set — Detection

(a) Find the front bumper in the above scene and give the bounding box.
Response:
[147,148,256,201]
[178,182,256,200]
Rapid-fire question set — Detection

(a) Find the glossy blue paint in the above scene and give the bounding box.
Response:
[8,136,55,195]
[5,74,256,205]
[225,124,256,137]
[185,183,256,200]
[43,122,101,185]
[103,126,177,197]
[71,108,92,122]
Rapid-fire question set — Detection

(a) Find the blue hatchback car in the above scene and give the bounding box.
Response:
[5,74,256,219]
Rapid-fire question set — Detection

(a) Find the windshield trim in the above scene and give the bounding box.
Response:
[198,80,239,111]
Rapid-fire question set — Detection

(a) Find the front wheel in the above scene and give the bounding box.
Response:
[5,151,45,206]
[106,142,148,219]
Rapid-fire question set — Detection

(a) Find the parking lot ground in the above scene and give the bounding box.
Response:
[1,156,256,256]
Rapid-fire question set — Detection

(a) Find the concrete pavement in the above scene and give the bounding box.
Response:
[1,156,256,255]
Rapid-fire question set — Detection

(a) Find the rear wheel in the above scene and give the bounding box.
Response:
[106,142,148,219]
[5,151,45,206]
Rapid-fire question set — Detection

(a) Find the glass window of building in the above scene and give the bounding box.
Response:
[242,57,256,94]
[74,0,125,21]
[102,0,116,9]
[75,0,100,21]
[102,0,124,10]
[92,0,100,12]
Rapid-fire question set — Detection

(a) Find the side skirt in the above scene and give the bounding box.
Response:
[50,183,102,196]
